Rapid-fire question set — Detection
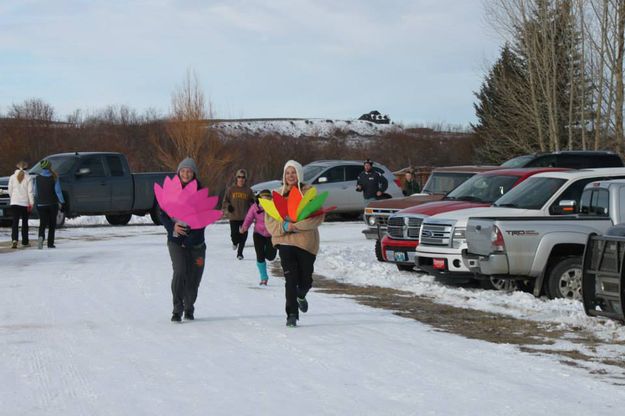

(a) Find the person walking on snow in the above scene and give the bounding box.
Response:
[356,159,388,202]
[239,189,277,285]
[265,160,324,327]
[7,161,34,248]
[34,159,65,249]
[160,158,207,323]
[222,169,254,260]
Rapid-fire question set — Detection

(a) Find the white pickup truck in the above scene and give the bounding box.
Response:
[464,179,625,300]
[414,168,625,290]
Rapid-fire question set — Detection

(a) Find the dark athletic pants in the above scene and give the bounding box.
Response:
[38,204,58,247]
[229,220,248,257]
[253,233,277,263]
[167,241,206,315]
[11,205,29,244]
[278,245,316,318]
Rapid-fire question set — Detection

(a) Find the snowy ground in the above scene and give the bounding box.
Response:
[1,219,624,415]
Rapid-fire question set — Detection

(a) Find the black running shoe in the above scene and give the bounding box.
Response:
[297,297,308,313]
[171,313,182,322]
[184,311,194,321]
[286,314,298,327]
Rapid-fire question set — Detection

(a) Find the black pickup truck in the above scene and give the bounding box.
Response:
[0,152,173,226]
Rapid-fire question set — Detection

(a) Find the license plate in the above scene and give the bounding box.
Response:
[433,258,446,270]
[394,251,407,262]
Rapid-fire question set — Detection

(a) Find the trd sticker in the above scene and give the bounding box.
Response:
[505,230,539,236]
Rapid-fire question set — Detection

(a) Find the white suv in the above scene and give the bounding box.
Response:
[252,160,403,214]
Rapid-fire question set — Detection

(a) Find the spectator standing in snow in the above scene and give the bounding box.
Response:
[34,159,65,249]
[402,170,420,196]
[7,161,34,248]
[356,159,388,202]
[265,160,324,327]
[222,169,254,260]
[160,158,207,322]
[239,189,277,285]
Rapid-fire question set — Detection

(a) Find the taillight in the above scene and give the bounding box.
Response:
[491,226,505,252]
[394,178,402,188]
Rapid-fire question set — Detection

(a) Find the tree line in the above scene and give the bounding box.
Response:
[0,71,478,196]
[474,0,625,163]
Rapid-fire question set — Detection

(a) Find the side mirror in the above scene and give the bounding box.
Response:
[317,177,328,184]
[555,199,576,214]
[76,168,91,177]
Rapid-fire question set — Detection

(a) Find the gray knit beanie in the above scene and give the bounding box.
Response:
[177,157,198,176]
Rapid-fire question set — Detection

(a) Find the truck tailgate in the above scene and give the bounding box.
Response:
[466,218,497,256]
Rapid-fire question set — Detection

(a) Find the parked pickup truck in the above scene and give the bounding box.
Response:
[381,168,564,273]
[363,165,498,261]
[464,179,625,301]
[415,168,625,290]
[0,152,173,226]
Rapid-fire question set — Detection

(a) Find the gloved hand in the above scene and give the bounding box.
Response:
[227,205,234,213]
[59,203,66,213]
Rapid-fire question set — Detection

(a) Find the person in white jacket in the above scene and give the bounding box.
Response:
[8,161,34,248]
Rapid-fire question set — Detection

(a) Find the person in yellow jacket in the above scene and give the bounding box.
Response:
[265,160,324,327]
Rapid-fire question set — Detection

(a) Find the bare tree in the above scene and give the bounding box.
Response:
[152,69,233,189]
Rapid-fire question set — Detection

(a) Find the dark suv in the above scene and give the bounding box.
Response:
[502,151,623,169]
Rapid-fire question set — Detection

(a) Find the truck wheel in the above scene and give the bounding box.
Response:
[480,277,518,291]
[105,214,132,226]
[0,219,11,227]
[374,239,384,262]
[547,257,582,300]
[397,264,415,272]
[150,205,162,225]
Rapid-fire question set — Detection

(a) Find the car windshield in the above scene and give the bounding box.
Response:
[445,174,520,203]
[302,165,325,182]
[421,172,474,194]
[501,155,535,167]
[493,177,566,209]
[29,155,76,175]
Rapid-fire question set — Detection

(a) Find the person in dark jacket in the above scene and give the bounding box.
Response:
[402,170,420,196]
[222,168,254,260]
[160,158,207,322]
[356,159,388,202]
[34,159,65,249]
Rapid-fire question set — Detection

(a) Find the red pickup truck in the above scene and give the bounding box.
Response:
[380,168,566,271]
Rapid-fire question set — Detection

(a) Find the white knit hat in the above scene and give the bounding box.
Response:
[281,160,304,195]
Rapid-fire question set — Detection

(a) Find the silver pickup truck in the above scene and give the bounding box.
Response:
[464,179,625,301]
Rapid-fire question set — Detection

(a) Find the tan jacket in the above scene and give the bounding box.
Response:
[222,185,254,221]
[265,185,324,255]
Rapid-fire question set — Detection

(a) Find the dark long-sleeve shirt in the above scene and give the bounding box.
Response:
[356,171,388,199]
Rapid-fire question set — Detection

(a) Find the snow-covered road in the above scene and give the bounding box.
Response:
[1,220,624,415]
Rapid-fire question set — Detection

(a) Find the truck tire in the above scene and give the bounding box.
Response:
[150,204,162,225]
[374,239,384,262]
[480,277,518,291]
[547,256,582,300]
[0,219,11,227]
[105,214,132,226]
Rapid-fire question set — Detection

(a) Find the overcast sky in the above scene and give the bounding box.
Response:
[0,0,501,126]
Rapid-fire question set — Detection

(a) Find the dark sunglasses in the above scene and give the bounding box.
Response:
[237,176,246,179]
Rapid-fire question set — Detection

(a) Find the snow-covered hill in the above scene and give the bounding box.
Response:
[212,118,399,138]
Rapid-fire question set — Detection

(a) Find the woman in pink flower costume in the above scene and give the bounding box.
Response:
[159,158,208,323]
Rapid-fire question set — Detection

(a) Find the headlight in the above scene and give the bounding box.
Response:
[368,216,377,226]
[451,227,466,248]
